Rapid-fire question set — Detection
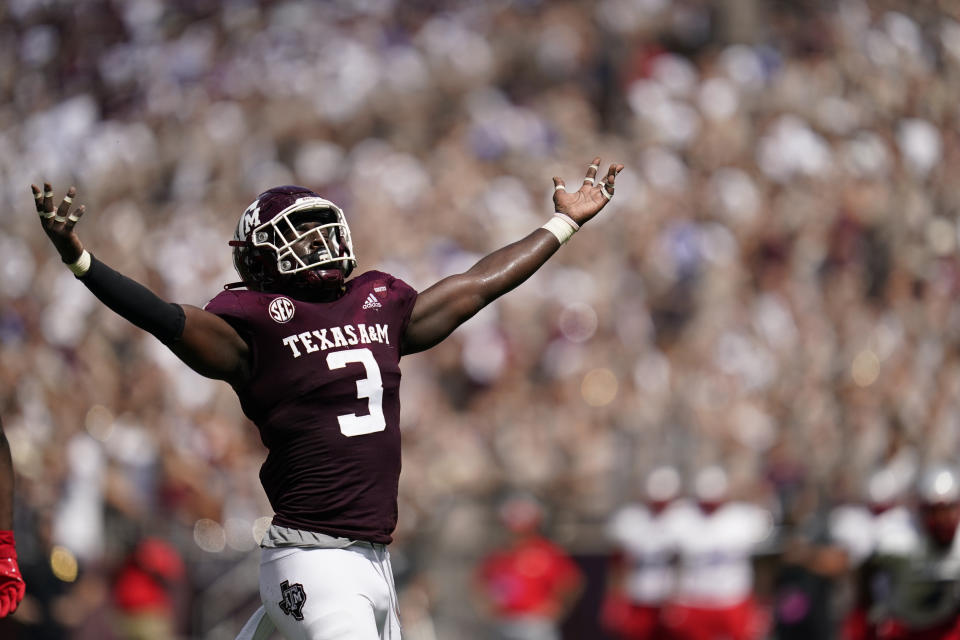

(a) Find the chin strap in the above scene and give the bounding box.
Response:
[303,269,344,285]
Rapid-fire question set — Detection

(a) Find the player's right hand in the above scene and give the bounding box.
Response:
[30,182,86,264]
[0,533,25,618]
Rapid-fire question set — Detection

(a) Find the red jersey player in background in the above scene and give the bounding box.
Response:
[31,156,622,640]
[474,494,583,640]
[0,417,25,618]
[111,537,187,639]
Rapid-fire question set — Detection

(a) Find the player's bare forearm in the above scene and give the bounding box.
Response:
[402,229,560,354]
[0,422,13,530]
[402,158,623,355]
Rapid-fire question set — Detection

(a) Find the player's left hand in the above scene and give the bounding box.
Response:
[0,532,25,618]
[552,157,624,227]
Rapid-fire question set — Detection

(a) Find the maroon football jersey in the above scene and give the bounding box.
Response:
[204,271,418,544]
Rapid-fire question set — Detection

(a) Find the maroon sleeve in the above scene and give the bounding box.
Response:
[202,290,250,326]
[388,275,418,339]
[203,289,243,317]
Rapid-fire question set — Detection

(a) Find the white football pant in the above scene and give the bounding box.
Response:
[236,544,402,640]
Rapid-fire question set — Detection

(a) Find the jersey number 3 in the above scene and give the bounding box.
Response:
[326,348,386,437]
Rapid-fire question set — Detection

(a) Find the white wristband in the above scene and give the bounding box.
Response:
[553,212,580,231]
[67,250,91,277]
[541,215,577,245]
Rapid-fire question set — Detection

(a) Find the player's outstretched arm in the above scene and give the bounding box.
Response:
[30,183,251,386]
[402,157,623,355]
[0,417,25,617]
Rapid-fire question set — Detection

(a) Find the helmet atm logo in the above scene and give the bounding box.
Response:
[268,297,296,323]
[238,202,262,240]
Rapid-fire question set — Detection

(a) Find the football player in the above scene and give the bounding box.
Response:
[829,468,912,640]
[0,417,25,618]
[662,466,773,640]
[474,494,583,640]
[870,464,960,640]
[602,465,687,640]
[31,157,622,640]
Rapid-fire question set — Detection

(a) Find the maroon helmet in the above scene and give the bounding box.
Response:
[230,186,357,296]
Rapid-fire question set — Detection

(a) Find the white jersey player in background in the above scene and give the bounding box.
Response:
[603,465,689,639]
[869,464,960,640]
[829,468,914,640]
[662,466,773,640]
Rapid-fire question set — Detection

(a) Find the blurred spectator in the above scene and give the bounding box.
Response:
[474,494,583,640]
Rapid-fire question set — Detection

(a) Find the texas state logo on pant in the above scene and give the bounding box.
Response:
[279,579,307,621]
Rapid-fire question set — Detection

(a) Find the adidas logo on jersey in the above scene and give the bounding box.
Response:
[362,293,382,309]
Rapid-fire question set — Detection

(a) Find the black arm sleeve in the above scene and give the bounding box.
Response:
[78,254,186,344]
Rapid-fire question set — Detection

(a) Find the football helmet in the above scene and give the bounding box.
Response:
[917,464,960,548]
[865,467,902,514]
[694,466,729,514]
[645,465,681,512]
[230,186,357,296]
[498,493,544,535]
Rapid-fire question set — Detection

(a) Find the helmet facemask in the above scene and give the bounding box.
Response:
[232,193,357,298]
[254,199,356,277]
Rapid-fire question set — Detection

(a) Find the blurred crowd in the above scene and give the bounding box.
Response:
[0,0,960,637]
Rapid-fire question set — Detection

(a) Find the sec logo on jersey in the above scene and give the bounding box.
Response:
[268,297,296,323]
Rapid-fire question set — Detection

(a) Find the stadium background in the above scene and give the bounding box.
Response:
[0,0,957,637]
